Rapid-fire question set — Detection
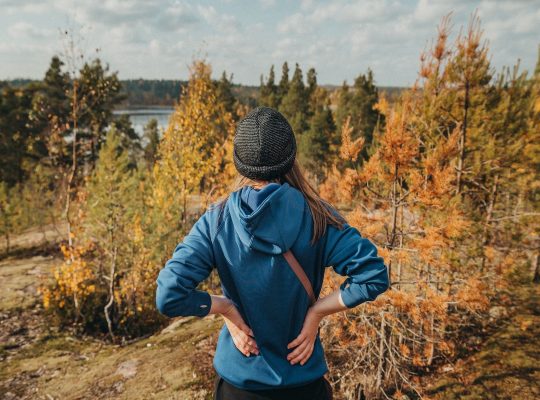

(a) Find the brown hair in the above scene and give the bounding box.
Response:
[213,159,347,245]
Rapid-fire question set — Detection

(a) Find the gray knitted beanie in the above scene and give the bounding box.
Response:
[233,106,296,181]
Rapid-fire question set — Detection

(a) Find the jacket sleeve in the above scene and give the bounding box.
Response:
[323,221,390,309]
[155,210,215,318]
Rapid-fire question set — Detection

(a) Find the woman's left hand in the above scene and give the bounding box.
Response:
[221,300,259,357]
[286,306,323,365]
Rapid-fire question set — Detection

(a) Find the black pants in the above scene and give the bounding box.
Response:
[213,373,332,400]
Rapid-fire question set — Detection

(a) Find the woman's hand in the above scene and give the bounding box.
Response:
[287,306,323,365]
[221,299,259,357]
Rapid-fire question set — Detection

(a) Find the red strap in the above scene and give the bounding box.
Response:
[283,250,317,306]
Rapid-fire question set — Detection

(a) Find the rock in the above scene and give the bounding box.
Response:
[489,306,508,320]
[113,381,125,393]
[160,316,195,335]
[115,359,138,379]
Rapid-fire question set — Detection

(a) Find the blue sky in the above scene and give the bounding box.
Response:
[1,0,539,86]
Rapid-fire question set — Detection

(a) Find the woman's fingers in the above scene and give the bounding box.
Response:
[287,337,309,361]
[232,336,250,356]
[233,335,259,356]
[287,332,306,349]
[227,322,259,355]
[222,303,259,356]
[289,341,314,365]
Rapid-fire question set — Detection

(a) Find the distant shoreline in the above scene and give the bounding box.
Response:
[113,106,174,114]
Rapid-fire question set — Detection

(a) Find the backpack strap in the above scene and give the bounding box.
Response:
[283,250,317,306]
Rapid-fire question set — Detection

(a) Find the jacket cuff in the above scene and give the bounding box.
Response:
[189,290,213,317]
[339,280,362,308]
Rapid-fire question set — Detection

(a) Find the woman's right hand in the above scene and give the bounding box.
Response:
[222,300,260,357]
[286,306,323,366]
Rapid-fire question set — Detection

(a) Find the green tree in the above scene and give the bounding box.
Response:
[259,64,279,109]
[299,86,337,179]
[335,69,381,161]
[306,67,317,106]
[0,85,40,185]
[277,61,290,105]
[85,127,138,340]
[0,182,15,255]
[216,70,238,119]
[110,114,142,168]
[143,118,161,168]
[77,59,125,169]
[279,63,309,135]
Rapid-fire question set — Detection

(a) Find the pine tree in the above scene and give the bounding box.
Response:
[77,59,125,169]
[445,13,493,196]
[299,86,336,179]
[334,69,381,161]
[279,63,309,135]
[143,118,160,168]
[110,114,142,168]
[306,67,317,107]
[0,182,14,255]
[216,70,238,119]
[259,65,279,108]
[0,85,36,185]
[85,127,138,340]
[277,61,289,105]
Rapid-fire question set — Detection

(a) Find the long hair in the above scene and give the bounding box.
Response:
[212,159,347,245]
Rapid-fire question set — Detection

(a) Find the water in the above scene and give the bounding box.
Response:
[113,108,174,137]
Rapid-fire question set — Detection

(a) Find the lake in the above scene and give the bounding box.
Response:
[113,107,174,136]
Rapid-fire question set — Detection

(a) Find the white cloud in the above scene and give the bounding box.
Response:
[0,0,538,85]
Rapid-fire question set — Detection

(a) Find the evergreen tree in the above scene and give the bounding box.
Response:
[30,56,71,167]
[299,86,336,179]
[85,126,138,339]
[306,67,317,106]
[334,69,381,161]
[279,63,309,135]
[277,61,289,105]
[0,85,38,185]
[143,118,160,168]
[77,58,124,169]
[216,70,237,119]
[259,65,279,108]
[110,114,142,168]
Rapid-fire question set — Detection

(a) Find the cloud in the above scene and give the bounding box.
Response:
[0,0,538,85]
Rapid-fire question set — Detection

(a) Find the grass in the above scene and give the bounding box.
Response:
[423,276,540,399]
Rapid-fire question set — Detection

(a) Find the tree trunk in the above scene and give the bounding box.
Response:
[481,174,499,272]
[456,79,470,195]
[375,313,387,390]
[533,251,540,284]
[104,243,118,342]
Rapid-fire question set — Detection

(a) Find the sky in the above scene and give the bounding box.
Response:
[1,0,539,87]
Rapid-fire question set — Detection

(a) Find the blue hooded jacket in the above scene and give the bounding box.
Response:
[156,182,390,390]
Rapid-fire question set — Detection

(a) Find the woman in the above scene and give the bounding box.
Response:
[156,106,390,400]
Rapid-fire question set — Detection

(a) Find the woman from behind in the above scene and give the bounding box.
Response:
[156,106,390,400]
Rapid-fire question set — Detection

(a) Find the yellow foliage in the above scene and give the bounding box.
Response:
[339,116,365,162]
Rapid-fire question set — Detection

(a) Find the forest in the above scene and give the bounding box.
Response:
[1,14,539,400]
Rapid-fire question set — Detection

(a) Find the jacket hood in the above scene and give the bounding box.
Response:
[228,182,307,255]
